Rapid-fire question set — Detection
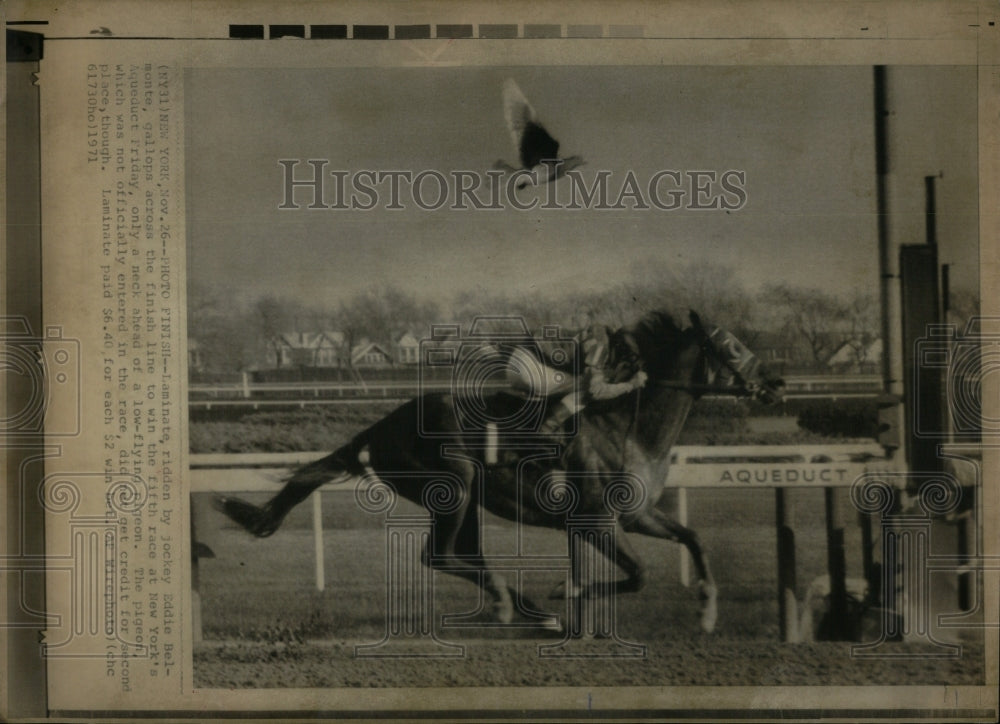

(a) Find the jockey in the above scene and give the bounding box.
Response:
[498,317,647,436]
[538,322,648,434]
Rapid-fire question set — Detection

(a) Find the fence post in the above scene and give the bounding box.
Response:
[775,488,798,642]
[312,491,325,592]
[824,487,849,640]
[190,494,202,642]
[241,370,250,399]
[678,487,690,587]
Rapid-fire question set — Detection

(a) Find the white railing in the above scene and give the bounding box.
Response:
[188,443,889,493]
[192,443,991,643]
[190,442,895,590]
[187,374,885,407]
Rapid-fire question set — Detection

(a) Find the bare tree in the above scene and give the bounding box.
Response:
[842,288,880,368]
[336,286,443,369]
[187,282,258,373]
[623,258,760,339]
[252,295,300,369]
[948,285,981,334]
[762,282,847,369]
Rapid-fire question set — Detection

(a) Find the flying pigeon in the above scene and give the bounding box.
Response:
[494,78,584,190]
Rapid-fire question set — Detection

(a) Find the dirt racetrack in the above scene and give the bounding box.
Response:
[192,488,985,688]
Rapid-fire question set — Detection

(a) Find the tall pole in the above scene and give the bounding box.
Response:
[874,66,906,412]
[925,175,938,249]
[873,66,906,621]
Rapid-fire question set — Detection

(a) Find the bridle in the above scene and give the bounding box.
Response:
[647,323,759,398]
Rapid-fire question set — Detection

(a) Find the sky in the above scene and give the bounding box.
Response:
[185,65,979,311]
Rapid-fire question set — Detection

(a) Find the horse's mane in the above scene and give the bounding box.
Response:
[627,309,687,349]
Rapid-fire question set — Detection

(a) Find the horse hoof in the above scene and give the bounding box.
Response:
[215,496,278,538]
[699,582,718,633]
[540,615,563,632]
[492,602,514,624]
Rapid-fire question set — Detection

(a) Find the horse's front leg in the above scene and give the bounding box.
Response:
[627,508,717,633]
[631,507,715,586]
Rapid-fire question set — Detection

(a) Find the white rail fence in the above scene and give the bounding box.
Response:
[191,442,990,644]
[188,375,885,408]
[190,443,893,633]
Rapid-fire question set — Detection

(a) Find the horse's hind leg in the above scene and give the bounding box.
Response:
[419,466,514,624]
[216,441,364,537]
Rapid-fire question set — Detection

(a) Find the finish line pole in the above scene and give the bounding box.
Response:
[874,64,906,623]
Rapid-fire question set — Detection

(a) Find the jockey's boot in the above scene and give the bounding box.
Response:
[538,399,576,437]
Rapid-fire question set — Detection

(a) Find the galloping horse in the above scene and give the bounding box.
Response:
[217,310,784,633]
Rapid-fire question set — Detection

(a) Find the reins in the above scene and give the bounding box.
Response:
[652,379,751,396]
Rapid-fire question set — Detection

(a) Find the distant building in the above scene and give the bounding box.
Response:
[351,339,394,368]
[395,331,420,364]
[271,331,346,368]
[266,330,427,369]
[751,331,804,368]
[315,331,346,367]
[827,338,882,374]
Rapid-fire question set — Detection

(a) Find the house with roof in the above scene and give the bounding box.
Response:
[826,337,882,374]
[395,331,421,365]
[351,339,394,368]
[749,330,801,369]
[270,331,347,368]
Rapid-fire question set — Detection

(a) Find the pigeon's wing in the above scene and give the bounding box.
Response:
[502,79,539,162]
[520,122,560,168]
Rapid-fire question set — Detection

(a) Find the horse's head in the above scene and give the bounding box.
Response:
[687,310,785,403]
[620,309,784,403]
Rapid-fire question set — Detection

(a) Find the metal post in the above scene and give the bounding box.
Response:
[874,65,907,444]
[312,491,325,591]
[678,487,690,587]
[941,261,971,611]
[824,488,849,640]
[860,507,877,605]
[956,513,972,611]
[873,64,906,628]
[190,495,203,642]
[775,489,799,642]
